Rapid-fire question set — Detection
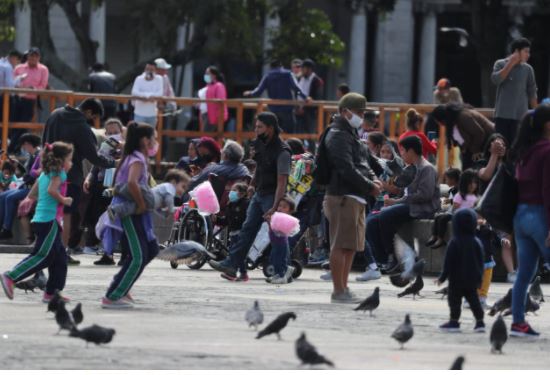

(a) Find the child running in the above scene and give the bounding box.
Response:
[1,142,73,302]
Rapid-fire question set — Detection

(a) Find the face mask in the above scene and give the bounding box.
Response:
[147,142,159,157]
[108,134,123,142]
[20,149,30,158]
[145,71,154,80]
[204,74,212,84]
[228,191,240,203]
[346,109,363,129]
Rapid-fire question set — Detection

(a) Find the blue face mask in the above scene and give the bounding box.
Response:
[204,74,212,84]
[228,191,240,203]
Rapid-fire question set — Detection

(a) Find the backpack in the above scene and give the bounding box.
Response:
[312,126,333,186]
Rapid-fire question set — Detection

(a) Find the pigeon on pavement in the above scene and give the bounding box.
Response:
[391,314,414,349]
[70,324,116,347]
[47,290,63,314]
[245,300,264,330]
[490,315,507,354]
[295,332,334,367]
[55,300,74,334]
[488,289,512,316]
[397,275,424,299]
[435,286,448,299]
[529,276,544,303]
[354,287,380,316]
[256,312,296,340]
[71,303,83,326]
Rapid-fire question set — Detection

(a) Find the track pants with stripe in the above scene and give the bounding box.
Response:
[106,215,158,300]
[7,221,67,295]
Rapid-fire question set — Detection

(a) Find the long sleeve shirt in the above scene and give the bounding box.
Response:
[13,62,49,99]
[0,58,14,88]
[131,73,164,117]
[206,81,228,125]
[249,68,307,113]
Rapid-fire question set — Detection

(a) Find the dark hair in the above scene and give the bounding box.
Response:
[1,161,14,174]
[8,50,22,59]
[41,142,73,174]
[483,133,508,160]
[511,104,550,162]
[406,108,422,131]
[510,37,531,53]
[164,168,190,184]
[444,167,461,183]
[243,159,256,172]
[302,58,315,68]
[431,103,469,149]
[231,182,248,195]
[123,121,154,157]
[286,138,305,155]
[270,60,282,68]
[337,83,350,95]
[207,66,225,84]
[91,63,105,72]
[399,135,423,156]
[18,133,41,148]
[367,131,386,148]
[256,112,280,135]
[279,195,296,213]
[458,169,478,199]
[79,98,104,118]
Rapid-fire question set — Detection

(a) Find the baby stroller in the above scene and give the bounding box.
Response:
[166,173,248,270]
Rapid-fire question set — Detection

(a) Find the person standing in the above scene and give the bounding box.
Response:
[203,66,228,131]
[0,50,22,125]
[491,38,538,146]
[296,58,324,133]
[11,47,49,153]
[209,112,292,281]
[154,58,177,113]
[88,63,117,119]
[509,105,550,337]
[244,60,310,133]
[321,93,381,303]
[131,62,164,127]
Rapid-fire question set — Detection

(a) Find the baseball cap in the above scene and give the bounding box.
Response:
[338,93,367,112]
[27,47,41,56]
[154,58,172,70]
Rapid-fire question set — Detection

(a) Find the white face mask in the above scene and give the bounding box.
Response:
[345,109,363,129]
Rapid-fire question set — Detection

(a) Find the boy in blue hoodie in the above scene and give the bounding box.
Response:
[436,208,485,333]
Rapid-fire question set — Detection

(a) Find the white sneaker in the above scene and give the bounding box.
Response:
[270,275,291,284]
[507,271,517,283]
[320,271,332,281]
[355,268,382,282]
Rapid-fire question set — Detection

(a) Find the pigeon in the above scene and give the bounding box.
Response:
[14,279,39,293]
[156,240,210,265]
[450,356,464,370]
[70,324,116,347]
[502,297,540,317]
[47,290,63,313]
[529,276,544,303]
[33,271,47,291]
[490,315,507,354]
[354,287,380,316]
[391,314,414,349]
[488,289,512,317]
[71,303,83,326]
[397,275,424,299]
[55,300,74,334]
[435,286,449,299]
[256,312,296,340]
[295,332,334,367]
[245,300,264,330]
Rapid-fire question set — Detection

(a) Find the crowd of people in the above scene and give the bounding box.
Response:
[0,38,548,340]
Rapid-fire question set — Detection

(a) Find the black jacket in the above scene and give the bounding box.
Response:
[438,209,484,289]
[253,136,291,196]
[324,116,376,199]
[42,105,114,186]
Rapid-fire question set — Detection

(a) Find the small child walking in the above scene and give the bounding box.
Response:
[267,195,297,285]
[1,142,74,302]
[436,208,485,333]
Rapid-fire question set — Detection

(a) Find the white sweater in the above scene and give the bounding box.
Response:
[131,73,164,117]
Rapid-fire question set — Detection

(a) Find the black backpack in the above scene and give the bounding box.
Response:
[312,126,333,186]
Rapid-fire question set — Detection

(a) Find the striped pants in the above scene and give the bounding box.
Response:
[7,221,67,294]
[106,215,158,300]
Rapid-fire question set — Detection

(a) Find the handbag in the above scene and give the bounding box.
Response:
[477,163,518,234]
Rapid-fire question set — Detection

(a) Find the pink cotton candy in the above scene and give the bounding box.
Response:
[192,181,220,214]
[270,212,299,237]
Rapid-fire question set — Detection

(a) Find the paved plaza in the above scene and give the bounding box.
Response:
[0,253,549,370]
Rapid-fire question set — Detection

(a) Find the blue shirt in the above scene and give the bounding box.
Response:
[0,57,14,88]
[32,171,67,223]
[250,68,306,112]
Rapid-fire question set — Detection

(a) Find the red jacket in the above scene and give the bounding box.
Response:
[399,130,437,157]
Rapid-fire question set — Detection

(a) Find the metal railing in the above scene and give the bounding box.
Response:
[0,88,494,177]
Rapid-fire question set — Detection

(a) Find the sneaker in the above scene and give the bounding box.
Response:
[321,261,330,270]
[510,322,540,337]
[67,255,80,266]
[42,292,70,304]
[209,260,237,278]
[479,297,489,310]
[101,297,134,309]
[424,237,437,247]
[344,288,361,303]
[0,229,13,241]
[507,271,517,283]
[221,272,238,281]
[356,268,382,282]
[83,246,99,255]
[320,271,332,281]
[284,266,295,281]
[121,293,135,304]
[331,291,359,304]
[308,247,329,265]
[237,273,249,282]
[0,273,14,300]
[269,275,291,284]
[94,254,115,266]
[439,321,461,332]
[67,246,83,255]
[474,321,486,333]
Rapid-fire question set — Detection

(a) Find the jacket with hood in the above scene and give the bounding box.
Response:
[438,208,484,289]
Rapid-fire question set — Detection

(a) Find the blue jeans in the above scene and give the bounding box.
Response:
[512,204,550,324]
[133,114,157,127]
[227,193,274,269]
[0,188,29,231]
[269,230,289,277]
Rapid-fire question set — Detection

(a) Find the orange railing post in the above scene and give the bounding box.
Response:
[217,100,224,140]
[317,104,324,138]
[2,94,9,156]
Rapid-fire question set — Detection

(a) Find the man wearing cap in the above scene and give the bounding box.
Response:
[154,58,177,113]
[88,63,117,119]
[209,111,293,283]
[131,61,164,127]
[11,47,49,153]
[433,78,463,105]
[321,93,381,303]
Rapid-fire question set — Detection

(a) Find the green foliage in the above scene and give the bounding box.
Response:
[267,1,345,68]
[0,0,16,42]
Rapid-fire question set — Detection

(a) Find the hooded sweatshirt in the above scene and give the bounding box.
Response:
[438,208,484,289]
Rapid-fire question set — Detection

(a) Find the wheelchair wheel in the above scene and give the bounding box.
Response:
[261,257,275,278]
[178,209,211,270]
[291,259,303,279]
